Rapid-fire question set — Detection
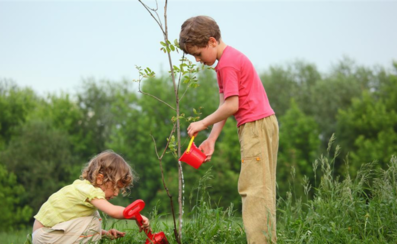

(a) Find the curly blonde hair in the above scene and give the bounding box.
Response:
[80,150,136,196]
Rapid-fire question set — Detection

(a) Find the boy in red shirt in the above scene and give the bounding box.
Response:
[179,16,279,244]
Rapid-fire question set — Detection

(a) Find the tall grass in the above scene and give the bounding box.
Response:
[11,140,397,243]
[98,168,247,244]
[98,148,397,243]
[277,137,397,243]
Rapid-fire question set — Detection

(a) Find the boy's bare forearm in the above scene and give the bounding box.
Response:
[207,120,226,142]
[202,96,238,128]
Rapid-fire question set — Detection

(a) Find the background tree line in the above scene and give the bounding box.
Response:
[0,58,396,231]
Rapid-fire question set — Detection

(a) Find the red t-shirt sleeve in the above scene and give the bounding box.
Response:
[217,67,239,99]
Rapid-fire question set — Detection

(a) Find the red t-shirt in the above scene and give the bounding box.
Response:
[215,46,274,127]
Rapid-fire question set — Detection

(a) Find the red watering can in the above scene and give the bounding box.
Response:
[123,200,169,244]
[179,136,206,169]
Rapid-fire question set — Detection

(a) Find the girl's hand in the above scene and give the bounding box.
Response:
[103,229,125,239]
[138,215,151,232]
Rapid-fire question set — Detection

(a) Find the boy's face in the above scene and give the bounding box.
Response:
[187,38,218,66]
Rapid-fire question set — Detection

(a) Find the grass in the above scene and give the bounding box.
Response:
[97,202,246,244]
[98,168,247,243]
[0,229,31,244]
[276,139,397,243]
[5,141,397,244]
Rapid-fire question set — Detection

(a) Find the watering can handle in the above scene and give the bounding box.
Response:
[123,200,153,238]
[187,136,195,153]
[123,199,145,223]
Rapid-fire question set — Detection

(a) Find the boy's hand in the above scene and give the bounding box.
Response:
[187,120,207,137]
[199,139,215,162]
[103,229,125,239]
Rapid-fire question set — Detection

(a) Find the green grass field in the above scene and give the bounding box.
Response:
[3,149,397,243]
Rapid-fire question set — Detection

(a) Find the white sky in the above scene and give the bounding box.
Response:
[1,0,397,95]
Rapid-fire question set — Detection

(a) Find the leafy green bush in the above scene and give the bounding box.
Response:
[0,164,32,231]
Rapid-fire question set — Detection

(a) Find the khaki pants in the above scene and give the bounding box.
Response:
[238,115,278,244]
[32,213,102,244]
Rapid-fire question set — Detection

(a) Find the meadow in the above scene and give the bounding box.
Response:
[4,142,397,244]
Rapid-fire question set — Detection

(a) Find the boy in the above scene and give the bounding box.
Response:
[179,16,279,244]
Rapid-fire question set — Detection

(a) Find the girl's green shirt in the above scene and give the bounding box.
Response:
[34,179,105,227]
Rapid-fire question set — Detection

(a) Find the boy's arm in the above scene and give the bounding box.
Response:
[187,94,238,137]
[199,118,226,162]
[189,94,238,162]
[205,93,235,141]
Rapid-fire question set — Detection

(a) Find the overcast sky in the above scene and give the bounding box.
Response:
[1,0,396,95]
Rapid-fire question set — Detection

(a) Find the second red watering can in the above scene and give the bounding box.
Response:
[123,199,169,244]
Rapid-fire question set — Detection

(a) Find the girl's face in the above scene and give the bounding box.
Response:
[187,38,219,66]
[99,181,120,201]
[96,174,124,201]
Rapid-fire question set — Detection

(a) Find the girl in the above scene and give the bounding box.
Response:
[32,150,150,244]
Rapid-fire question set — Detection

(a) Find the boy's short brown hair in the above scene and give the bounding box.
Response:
[179,15,221,53]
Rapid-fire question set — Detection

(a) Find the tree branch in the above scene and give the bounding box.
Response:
[137,78,176,111]
[138,0,166,36]
[149,122,180,243]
